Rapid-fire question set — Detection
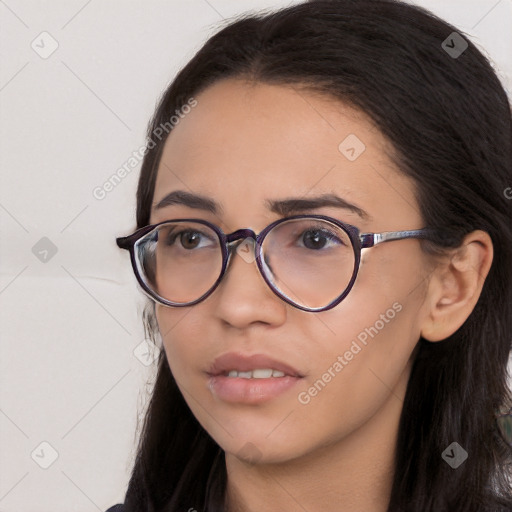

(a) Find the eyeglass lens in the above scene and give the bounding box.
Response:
[134,219,356,309]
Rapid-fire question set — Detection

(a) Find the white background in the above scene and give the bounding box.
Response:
[1,1,511,511]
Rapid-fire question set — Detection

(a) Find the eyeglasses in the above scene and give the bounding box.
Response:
[116,214,437,313]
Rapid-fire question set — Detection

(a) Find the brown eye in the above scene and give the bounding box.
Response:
[180,231,202,249]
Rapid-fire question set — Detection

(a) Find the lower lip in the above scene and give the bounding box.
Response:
[208,374,303,404]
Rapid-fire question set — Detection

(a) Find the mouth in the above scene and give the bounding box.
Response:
[222,369,288,378]
[206,352,304,404]
[208,351,304,378]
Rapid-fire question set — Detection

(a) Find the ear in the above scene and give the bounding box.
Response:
[420,230,493,342]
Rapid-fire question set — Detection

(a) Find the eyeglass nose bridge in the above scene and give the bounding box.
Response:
[219,227,268,292]
[224,228,261,259]
[225,228,258,245]
[220,227,286,308]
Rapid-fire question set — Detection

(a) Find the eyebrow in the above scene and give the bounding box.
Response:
[153,190,370,220]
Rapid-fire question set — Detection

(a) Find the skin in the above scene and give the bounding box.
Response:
[148,79,493,512]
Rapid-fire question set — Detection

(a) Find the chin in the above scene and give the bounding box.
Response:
[207,426,305,466]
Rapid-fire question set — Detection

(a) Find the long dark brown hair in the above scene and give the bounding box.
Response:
[120,1,512,510]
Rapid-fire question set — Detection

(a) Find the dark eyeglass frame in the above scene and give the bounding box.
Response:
[116,214,437,313]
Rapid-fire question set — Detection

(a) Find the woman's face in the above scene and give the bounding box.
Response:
[150,79,433,463]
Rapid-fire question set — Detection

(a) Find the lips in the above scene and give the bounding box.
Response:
[206,352,305,404]
[207,352,304,378]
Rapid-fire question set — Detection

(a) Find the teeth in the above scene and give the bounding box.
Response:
[253,369,273,378]
[225,368,287,378]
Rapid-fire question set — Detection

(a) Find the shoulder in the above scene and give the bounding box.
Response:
[105,505,125,512]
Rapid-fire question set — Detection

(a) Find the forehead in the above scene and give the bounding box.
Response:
[151,79,419,230]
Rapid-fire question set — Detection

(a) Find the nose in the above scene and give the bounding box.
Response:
[211,237,287,328]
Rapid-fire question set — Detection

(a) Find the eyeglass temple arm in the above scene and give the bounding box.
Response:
[359,229,434,248]
[117,223,161,250]
[116,226,153,250]
[116,236,131,250]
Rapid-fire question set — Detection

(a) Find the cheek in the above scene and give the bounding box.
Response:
[286,299,419,450]
[155,306,201,382]
[300,298,413,397]
[296,252,427,415]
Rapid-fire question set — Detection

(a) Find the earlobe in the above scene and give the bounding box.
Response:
[420,230,493,342]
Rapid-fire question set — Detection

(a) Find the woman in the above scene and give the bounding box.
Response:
[108,0,512,510]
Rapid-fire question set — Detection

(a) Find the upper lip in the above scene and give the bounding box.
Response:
[208,352,304,378]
